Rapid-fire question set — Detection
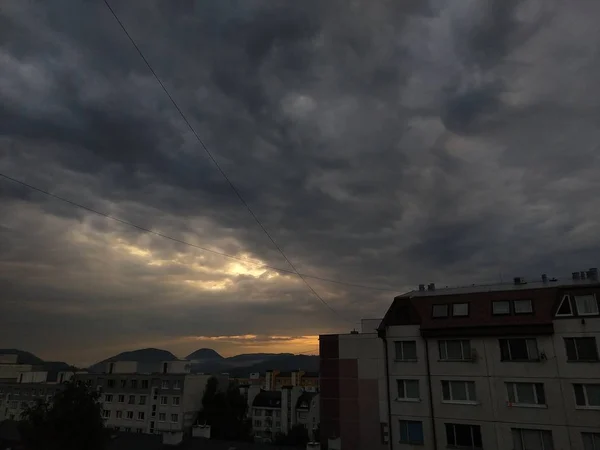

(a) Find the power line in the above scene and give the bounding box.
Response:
[0,172,400,294]
[100,0,385,324]
[0,190,379,298]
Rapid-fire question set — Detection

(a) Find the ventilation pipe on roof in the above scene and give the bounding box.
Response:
[541,274,548,283]
[428,283,435,291]
[573,272,581,281]
[418,284,425,292]
[589,268,598,281]
[580,271,587,280]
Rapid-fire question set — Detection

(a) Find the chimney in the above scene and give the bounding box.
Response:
[573,272,581,281]
[427,283,435,291]
[418,284,425,292]
[541,274,548,283]
[589,268,599,281]
[513,277,525,285]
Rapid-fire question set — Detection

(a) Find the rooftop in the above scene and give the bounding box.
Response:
[252,390,281,408]
[400,275,600,298]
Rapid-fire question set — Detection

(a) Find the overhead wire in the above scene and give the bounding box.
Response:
[0,172,400,295]
[100,0,392,325]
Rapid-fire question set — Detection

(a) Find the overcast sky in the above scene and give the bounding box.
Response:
[1,0,600,366]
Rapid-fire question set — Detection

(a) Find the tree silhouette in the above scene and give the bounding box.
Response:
[19,380,109,450]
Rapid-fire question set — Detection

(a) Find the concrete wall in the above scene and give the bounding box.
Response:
[385,316,600,450]
[0,364,33,380]
[19,371,48,384]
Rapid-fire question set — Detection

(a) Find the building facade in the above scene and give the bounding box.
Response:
[320,272,600,450]
[75,360,227,435]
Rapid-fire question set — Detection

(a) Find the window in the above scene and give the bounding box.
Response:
[512,428,553,450]
[141,380,149,389]
[139,395,146,405]
[158,413,166,422]
[116,411,123,419]
[138,412,145,420]
[506,383,546,406]
[556,295,573,317]
[396,380,420,401]
[433,304,449,318]
[452,303,469,317]
[173,380,181,389]
[126,411,134,419]
[500,338,539,361]
[118,395,125,403]
[442,381,477,403]
[582,433,600,450]
[172,396,180,406]
[395,341,418,361]
[254,420,261,427]
[120,380,127,388]
[492,301,510,315]
[514,300,533,314]
[137,428,143,434]
[565,337,599,361]
[171,414,179,422]
[105,394,113,403]
[574,295,599,316]
[439,340,472,361]
[107,379,115,388]
[10,401,17,409]
[124,427,131,432]
[399,420,424,445]
[445,423,482,449]
[128,395,135,404]
[574,384,600,407]
[103,410,111,419]
[160,396,168,405]
[130,379,138,389]
[161,380,170,389]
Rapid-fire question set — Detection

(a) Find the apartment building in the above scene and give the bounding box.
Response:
[76,360,228,435]
[320,270,600,450]
[251,387,320,441]
[0,370,74,421]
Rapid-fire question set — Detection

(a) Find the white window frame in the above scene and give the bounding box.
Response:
[565,337,599,362]
[137,411,145,420]
[394,341,418,361]
[173,380,181,390]
[582,432,600,450]
[160,396,168,405]
[574,295,599,316]
[158,413,166,422]
[512,428,554,450]
[118,394,125,403]
[445,423,482,449]
[574,384,600,408]
[126,411,134,419]
[116,411,123,419]
[514,299,533,314]
[492,300,510,315]
[399,420,425,445]
[161,380,169,389]
[500,338,539,361]
[172,396,180,406]
[171,413,179,423]
[105,394,113,403]
[432,304,449,318]
[439,340,472,361]
[441,380,477,404]
[396,379,420,402]
[506,382,546,407]
[452,303,469,317]
[555,295,574,317]
[102,410,111,419]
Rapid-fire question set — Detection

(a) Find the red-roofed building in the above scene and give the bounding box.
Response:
[320,271,600,450]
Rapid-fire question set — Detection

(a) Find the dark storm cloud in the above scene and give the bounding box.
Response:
[2,0,600,364]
